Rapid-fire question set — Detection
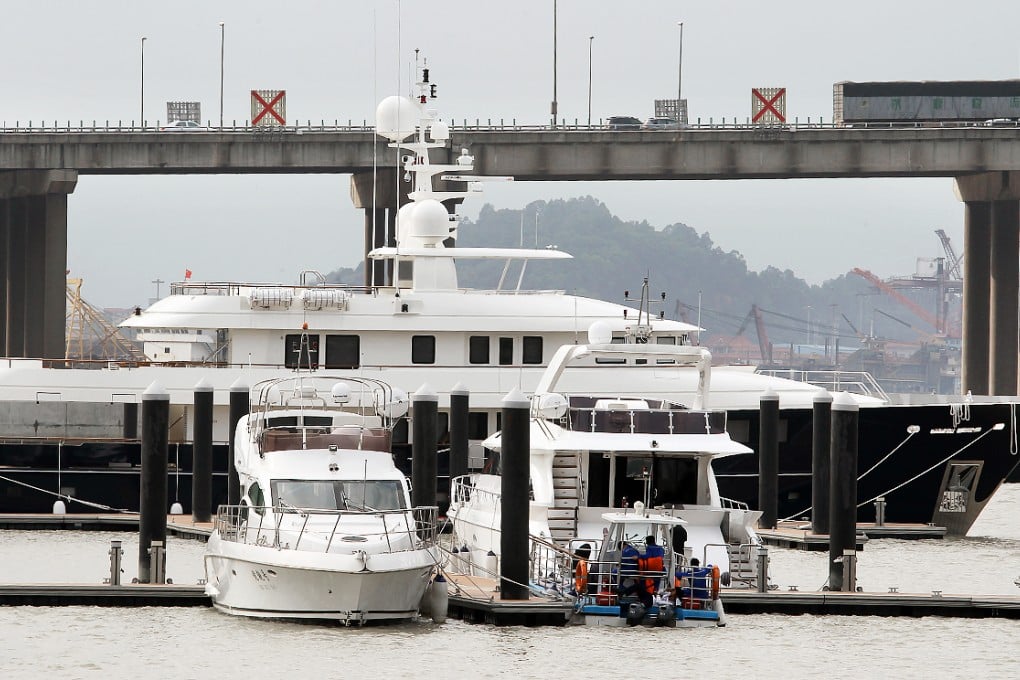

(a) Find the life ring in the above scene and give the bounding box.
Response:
[711,565,720,599]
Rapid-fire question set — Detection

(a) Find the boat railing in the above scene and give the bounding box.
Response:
[528,534,577,595]
[719,496,750,511]
[213,504,438,552]
[756,368,890,401]
[581,550,718,609]
[168,281,377,297]
[566,407,727,435]
[449,474,501,507]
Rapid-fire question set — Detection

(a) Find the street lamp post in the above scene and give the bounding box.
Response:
[219,22,225,128]
[587,36,594,127]
[551,0,558,128]
[677,22,684,121]
[140,36,147,128]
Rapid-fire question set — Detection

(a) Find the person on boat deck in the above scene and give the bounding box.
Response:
[573,543,592,596]
[673,558,711,609]
[618,541,650,606]
[639,535,666,596]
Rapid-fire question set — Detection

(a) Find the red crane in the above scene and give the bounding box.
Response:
[851,267,958,337]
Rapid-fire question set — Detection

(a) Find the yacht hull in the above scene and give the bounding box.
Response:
[203,533,437,623]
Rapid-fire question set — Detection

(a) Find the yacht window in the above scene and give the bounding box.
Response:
[325,335,360,369]
[412,335,436,364]
[656,336,676,364]
[469,336,490,364]
[522,336,543,364]
[498,337,513,365]
[247,481,266,515]
[270,479,407,511]
[284,333,320,369]
[468,412,489,439]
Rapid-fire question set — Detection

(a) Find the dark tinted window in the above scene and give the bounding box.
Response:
[325,334,360,369]
[412,335,436,364]
[285,333,319,369]
[468,412,489,440]
[498,337,513,365]
[522,336,543,364]
[469,336,489,364]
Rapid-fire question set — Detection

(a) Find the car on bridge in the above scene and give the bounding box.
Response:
[160,120,210,131]
[607,116,642,131]
[642,117,683,130]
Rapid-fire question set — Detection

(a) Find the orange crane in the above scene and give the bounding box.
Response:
[851,267,958,337]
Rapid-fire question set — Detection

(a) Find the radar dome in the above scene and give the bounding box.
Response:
[376,96,420,142]
[410,199,451,241]
[429,120,450,141]
[587,320,613,345]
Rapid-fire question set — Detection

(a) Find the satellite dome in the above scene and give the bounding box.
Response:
[587,320,613,345]
[410,199,451,241]
[376,96,420,142]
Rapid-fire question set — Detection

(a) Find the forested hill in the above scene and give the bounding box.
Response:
[325,196,929,344]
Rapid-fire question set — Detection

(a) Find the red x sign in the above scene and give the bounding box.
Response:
[751,87,786,123]
[251,89,287,126]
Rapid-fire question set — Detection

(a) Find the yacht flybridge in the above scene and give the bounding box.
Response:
[0,60,1016,537]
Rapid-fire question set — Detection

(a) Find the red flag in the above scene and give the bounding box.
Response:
[185,269,192,280]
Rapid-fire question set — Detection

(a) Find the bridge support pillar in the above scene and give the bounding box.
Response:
[956,172,1020,396]
[0,170,78,359]
[351,168,408,288]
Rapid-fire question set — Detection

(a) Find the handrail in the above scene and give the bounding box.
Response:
[756,368,890,402]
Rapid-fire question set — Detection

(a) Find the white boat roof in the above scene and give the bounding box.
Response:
[485,425,752,458]
[368,246,572,260]
[601,511,687,526]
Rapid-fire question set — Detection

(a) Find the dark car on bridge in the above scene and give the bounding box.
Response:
[607,116,642,130]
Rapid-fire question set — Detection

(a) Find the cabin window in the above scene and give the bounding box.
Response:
[284,333,319,369]
[522,336,543,364]
[498,337,513,365]
[656,336,676,364]
[325,335,360,369]
[468,412,489,440]
[469,336,490,364]
[270,479,407,512]
[411,335,436,364]
[247,481,265,515]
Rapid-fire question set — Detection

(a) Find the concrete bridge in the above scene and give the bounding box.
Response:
[2,126,1019,394]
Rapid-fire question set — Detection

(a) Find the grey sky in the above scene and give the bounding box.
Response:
[5,0,1020,307]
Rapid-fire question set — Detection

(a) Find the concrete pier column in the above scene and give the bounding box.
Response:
[955,171,1020,395]
[227,379,248,506]
[757,389,779,530]
[989,200,1019,395]
[0,171,77,359]
[811,390,833,535]
[499,388,531,601]
[351,169,409,288]
[828,393,859,592]
[192,379,214,523]
[448,384,470,484]
[411,384,439,510]
[138,381,170,584]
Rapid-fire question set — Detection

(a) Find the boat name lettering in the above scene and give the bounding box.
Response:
[930,426,982,435]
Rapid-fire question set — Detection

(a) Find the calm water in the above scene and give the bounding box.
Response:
[2,485,1019,679]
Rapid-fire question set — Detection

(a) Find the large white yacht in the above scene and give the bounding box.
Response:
[0,62,1016,534]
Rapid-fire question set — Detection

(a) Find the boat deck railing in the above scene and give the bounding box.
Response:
[213,504,438,553]
[756,368,890,401]
[564,407,727,435]
[580,551,717,611]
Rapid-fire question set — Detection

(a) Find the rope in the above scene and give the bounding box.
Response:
[857,430,918,482]
[0,473,131,513]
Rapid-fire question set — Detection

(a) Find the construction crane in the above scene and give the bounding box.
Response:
[65,278,146,362]
[935,229,964,280]
[851,268,959,337]
[734,304,773,364]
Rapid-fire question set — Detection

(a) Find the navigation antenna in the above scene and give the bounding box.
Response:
[622,277,667,343]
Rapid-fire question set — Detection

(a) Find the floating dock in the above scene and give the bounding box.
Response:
[758,520,946,550]
[0,513,212,540]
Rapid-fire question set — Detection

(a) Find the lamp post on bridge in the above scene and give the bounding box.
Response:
[219,22,225,129]
[587,35,594,127]
[550,0,558,128]
[677,21,684,122]
[140,36,147,128]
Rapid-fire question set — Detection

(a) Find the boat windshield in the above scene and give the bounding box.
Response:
[270,479,407,512]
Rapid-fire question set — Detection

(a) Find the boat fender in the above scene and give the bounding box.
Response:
[170,502,184,515]
[419,579,433,618]
[625,602,646,627]
[655,603,676,627]
[448,545,461,572]
[720,570,731,587]
[430,574,449,624]
[713,597,727,627]
[52,500,67,515]
[711,565,721,600]
[482,550,498,578]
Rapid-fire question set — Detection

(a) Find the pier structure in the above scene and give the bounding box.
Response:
[2,127,1020,393]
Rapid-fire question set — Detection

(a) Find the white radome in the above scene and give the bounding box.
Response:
[376,95,420,142]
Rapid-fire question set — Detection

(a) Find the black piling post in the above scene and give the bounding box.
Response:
[228,379,248,506]
[411,384,438,510]
[500,388,531,601]
[811,390,833,534]
[138,382,169,584]
[123,402,138,439]
[192,379,213,523]
[449,384,470,483]
[828,392,859,591]
[757,389,779,530]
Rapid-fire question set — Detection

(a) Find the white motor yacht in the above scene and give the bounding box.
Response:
[203,375,442,624]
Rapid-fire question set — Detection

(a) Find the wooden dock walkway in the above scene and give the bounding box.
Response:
[758,520,946,550]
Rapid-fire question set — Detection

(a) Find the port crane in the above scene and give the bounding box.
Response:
[851,268,959,337]
[65,278,145,362]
